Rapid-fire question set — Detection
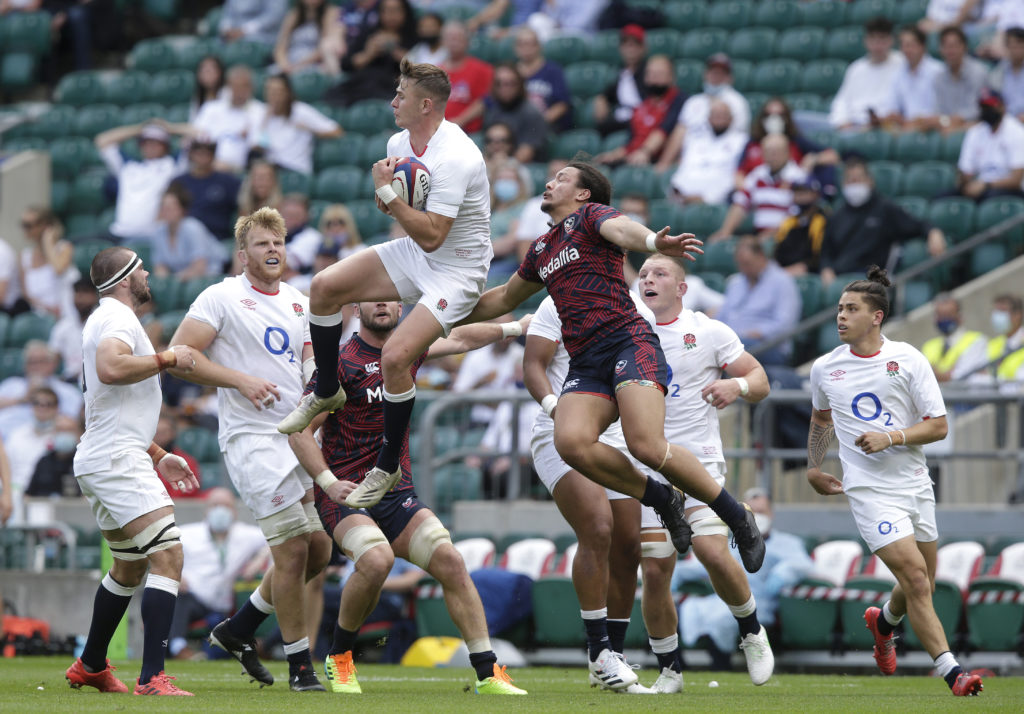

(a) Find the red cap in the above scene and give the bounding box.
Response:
[620,24,645,43]
[978,87,1004,107]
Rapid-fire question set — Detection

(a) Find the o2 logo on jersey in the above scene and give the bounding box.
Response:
[683,333,697,350]
[614,359,627,375]
[851,391,894,427]
[886,361,900,378]
[878,521,896,535]
[264,326,297,364]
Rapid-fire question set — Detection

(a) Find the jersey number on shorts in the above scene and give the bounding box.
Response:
[851,391,894,427]
[264,326,297,363]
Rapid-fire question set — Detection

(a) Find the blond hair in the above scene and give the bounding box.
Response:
[318,203,362,247]
[399,57,450,105]
[235,206,286,251]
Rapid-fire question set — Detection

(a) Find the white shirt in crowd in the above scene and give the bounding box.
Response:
[888,55,944,120]
[670,127,748,205]
[248,101,340,175]
[49,310,86,382]
[0,238,18,310]
[387,119,493,269]
[286,225,324,273]
[958,114,1024,189]
[100,147,187,240]
[452,341,524,425]
[810,338,946,492]
[179,520,268,612]
[194,97,266,171]
[829,51,905,128]
[678,86,751,134]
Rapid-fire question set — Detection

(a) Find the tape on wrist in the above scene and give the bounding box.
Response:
[735,376,749,396]
[147,444,168,464]
[885,432,894,447]
[159,453,187,470]
[645,232,658,252]
[501,321,523,338]
[541,394,558,416]
[314,469,339,490]
[375,184,399,205]
[898,429,907,445]
[154,349,176,370]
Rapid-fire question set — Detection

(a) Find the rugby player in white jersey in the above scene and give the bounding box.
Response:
[169,208,334,692]
[279,59,493,514]
[807,266,982,697]
[637,254,774,689]
[66,247,198,696]
[524,293,658,693]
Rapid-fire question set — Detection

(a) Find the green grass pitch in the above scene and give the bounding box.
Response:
[0,657,1020,712]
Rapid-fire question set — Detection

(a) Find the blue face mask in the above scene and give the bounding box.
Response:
[935,318,957,336]
[494,178,519,204]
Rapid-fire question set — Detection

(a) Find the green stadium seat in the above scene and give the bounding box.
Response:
[0,348,24,381]
[0,314,9,349]
[840,131,891,161]
[121,102,168,126]
[867,161,903,197]
[729,59,753,93]
[543,35,587,65]
[290,71,333,103]
[218,40,271,69]
[646,28,682,59]
[102,71,151,106]
[611,165,658,199]
[314,166,367,203]
[682,203,728,239]
[197,460,228,489]
[1,52,37,91]
[928,197,976,242]
[69,170,111,213]
[902,161,955,198]
[775,27,827,62]
[825,25,866,63]
[648,199,683,235]
[143,0,179,21]
[47,137,93,179]
[940,131,965,163]
[749,59,800,95]
[901,280,934,311]
[679,28,728,61]
[32,104,77,140]
[433,464,483,508]
[55,71,104,106]
[673,59,704,94]
[665,0,707,31]
[824,272,864,308]
[3,138,48,154]
[754,0,801,28]
[437,4,477,21]
[600,129,630,153]
[838,579,891,649]
[891,131,941,164]
[847,0,897,25]
[526,162,550,193]
[585,30,620,64]
[705,0,752,30]
[8,312,56,347]
[128,38,175,72]
[348,199,392,238]
[975,197,1024,250]
[817,321,842,353]
[72,103,122,138]
[65,213,102,241]
[799,59,847,95]
[531,576,583,646]
[50,179,70,215]
[564,62,617,100]
[795,273,822,319]
[147,69,194,105]
[146,275,181,313]
[893,196,928,220]
[155,309,187,341]
[343,100,396,135]
[744,92,770,120]
[798,0,849,28]
[199,5,222,36]
[314,135,365,171]
[697,271,726,293]
[179,276,222,310]
[73,239,114,277]
[701,238,736,274]
[898,0,929,24]
[177,427,221,462]
[169,36,217,71]
[358,131,392,166]
[778,578,840,649]
[902,580,963,650]
[549,128,601,160]
[786,92,828,113]
[728,27,778,62]
[1,11,51,55]
[278,170,312,196]
[414,577,461,637]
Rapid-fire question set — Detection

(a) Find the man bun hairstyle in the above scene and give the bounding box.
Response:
[843,265,891,321]
[400,57,451,104]
[567,154,612,206]
[235,206,287,252]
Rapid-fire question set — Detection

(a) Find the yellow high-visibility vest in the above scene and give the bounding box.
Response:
[997,347,1024,382]
[922,331,985,374]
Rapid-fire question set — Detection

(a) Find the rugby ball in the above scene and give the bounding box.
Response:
[391,157,431,210]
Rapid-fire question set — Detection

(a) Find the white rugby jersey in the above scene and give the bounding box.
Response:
[655,308,745,464]
[810,338,945,491]
[186,274,311,448]
[387,120,493,269]
[75,298,162,474]
[527,293,655,448]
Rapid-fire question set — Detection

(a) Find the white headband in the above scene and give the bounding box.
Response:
[96,252,142,292]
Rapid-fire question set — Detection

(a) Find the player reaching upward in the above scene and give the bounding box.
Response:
[637,254,774,690]
[279,59,492,513]
[287,301,529,695]
[807,266,982,697]
[169,208,333,692]
[459,160,766,573]
[66,247,198,696]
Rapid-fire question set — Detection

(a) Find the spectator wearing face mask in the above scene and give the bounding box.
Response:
[772,178,828,276]
[665,98,747,205]
[169,487,270,660]
[819,157,946,287]
[954,88,1024,202]
[922,294,989,383]
[987,294,1024,383]
[3,387,65,524]
[26,421,83,498]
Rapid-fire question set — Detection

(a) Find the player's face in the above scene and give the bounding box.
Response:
[540,167,586,214]
[241,227,287,282]
[392,78,426,129]
[129,266,152,305]
[638,258,686,314]
[358,302,401,333]
[837,292,881,343]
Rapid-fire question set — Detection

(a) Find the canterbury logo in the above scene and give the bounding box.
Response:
[538,247,580,280]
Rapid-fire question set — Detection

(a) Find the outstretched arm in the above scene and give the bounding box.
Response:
[599,215,702,260]
[457,274,544,327]
[427,314,532,360]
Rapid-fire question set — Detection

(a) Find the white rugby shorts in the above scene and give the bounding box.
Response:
[77,450,174,531]
[223,432,311,520]
[638,461,726,529]
[531,424,638,500]
[374,236,487,336]
[845,482,938,553]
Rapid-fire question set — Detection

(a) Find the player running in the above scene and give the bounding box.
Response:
[807,266,982,697]
[66,247,198,696]
[459,160,766,572]
[169,208,333,691]
[287,301,529,695]
[279,59,492,515]
[637,254,774,690]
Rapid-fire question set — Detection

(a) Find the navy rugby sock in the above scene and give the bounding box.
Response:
[138,576,179,685]
[309,319,344,398]
[81,573,136,672]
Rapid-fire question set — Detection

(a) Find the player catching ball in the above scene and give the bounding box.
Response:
[279,59,492,515]
[807,266,982,697]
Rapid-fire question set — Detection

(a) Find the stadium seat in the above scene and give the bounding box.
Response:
[278,169,312,196]
[0,314,9,349]
[72,239,115,277]
[729,59,753,93]
[795,274,822,319]
[971,243,1008,279]
[728,28,778,62]
[700,238,736,274]
[705,0,752,30]
[648,199,682,235]
[145,275,180,313]
[774,27,827,62]
[147,69,194,105]
[177,427,221,462]
[838,575,892,650]
[681,203,727,239]
[582,29,618,64]
[453,537,496,572]
[755,0,801,28]
[121,102,168,127]
[965,542,1024,650]
[414,578,461,637]
[543,36,587,65]
[314,166,367,203]
[898,0,929,24]
[904,541,983,649]
[665,0,707,31]
[902,161,955,198]
[0,348,24,381]
[840,131,891,161]
[893,195,928,220]
[179,276,221,310]
[825,25,866,63]
[64,213,102,241]
[564,62,616,101]
[940,131,965,163]
[891,131,941,164]
[433,464,483,510]
[128,38,175,72]
[532,575,584,646]
[549,128,601,160]
[218,40,271,69]
[360,132,395,167]
[102,71,151,106]
[798,0,849,28]
[644,28,681,59]
[901,280,934,312]
[168,35,217,71]
[343,100,395,135]
[810,540,864,587]
[817,321,842,354]
[927,197,976,242]
[50,180,69,215]
[975,197,1024,251]
[679,28,728,61]
[1,10,51,55]
[68,170,111,213]
[673,58,704,94]
[1,52,37,92]
[823,272,864,308]
[778,577,842,649]
[8,312,56,348]
[72,103,122,138]
[48,137,95,179]
[599,129,630,153]
[54,71,105,106]
[348,199,392,238]
[290,71,333,103]
[31,104,76,140]
[500,538,557,580]
[847,0,897,25]
[866,161,903,197]
[611,165,658,199]
[799,60,847,96]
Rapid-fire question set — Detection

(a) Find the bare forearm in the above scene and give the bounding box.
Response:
[739,366,770,403]
[523,360,554,404]
[288,429,331,477]
[99,353,173,385]
[894,417,947,446]
[443,323,505,353]
[807,418,834,469]
[168,351,246,389]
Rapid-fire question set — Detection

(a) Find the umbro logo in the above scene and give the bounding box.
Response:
[240,299,257,311]
[830,369,846,381]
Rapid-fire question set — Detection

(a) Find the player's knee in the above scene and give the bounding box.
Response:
[626,435,667,470]
[427,544,467,585]
[146,543,183,579]
[129,513,183,574]
[899,566,932,599]
[342,523,391,573]
[641,557,673,592]
[110,557,148,587]
[579,516,613,553]
[357,542,394,583]
[380,340,415,376]
[307,531,333,577]
[408,515,453,570]
[553,434,589,471]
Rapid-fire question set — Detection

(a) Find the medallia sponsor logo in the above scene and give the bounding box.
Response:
[538,246,580,280]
